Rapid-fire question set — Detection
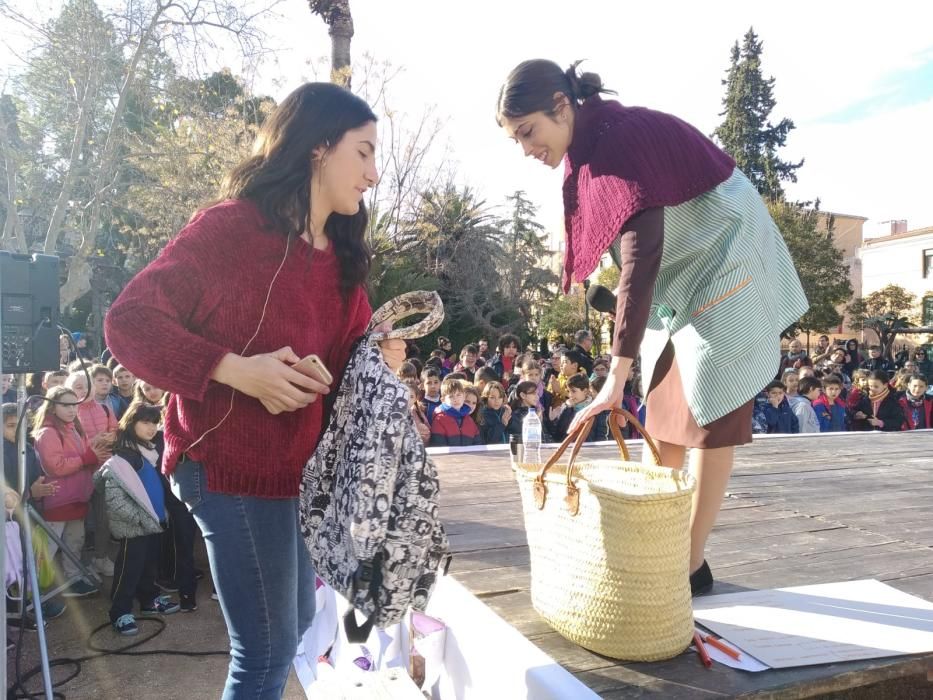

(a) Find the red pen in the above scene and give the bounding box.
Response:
[693,631,712,669]
[701,632,741,661]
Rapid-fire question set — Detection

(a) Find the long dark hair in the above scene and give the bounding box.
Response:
[496,59,616,124]
[113,401,163,454]
[219,82,377,295]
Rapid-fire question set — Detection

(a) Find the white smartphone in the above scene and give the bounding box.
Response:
[292,354,333,387]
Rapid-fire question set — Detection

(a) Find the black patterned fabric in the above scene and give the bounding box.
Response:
[299,292,449,637]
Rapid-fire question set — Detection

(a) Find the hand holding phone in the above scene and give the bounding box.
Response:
[291,354,333,388]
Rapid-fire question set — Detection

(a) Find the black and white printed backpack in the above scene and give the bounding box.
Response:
[299,291,450,642]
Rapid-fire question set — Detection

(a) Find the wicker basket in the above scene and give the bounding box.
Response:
[513,408,697,661]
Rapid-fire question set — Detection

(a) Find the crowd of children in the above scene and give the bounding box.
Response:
[398,334,644,449]
[3,330,928,648]
[3,351,199,641]
[755,337,933,435]
[394,332,933,447]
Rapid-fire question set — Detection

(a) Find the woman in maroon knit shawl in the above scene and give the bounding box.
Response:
[105,84,404,698]
[497,60,808,598]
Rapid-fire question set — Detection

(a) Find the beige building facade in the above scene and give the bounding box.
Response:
[859,225,933,326]
[819,211,867,309]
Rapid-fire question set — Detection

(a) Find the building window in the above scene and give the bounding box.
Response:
[925,296,933,327]
[925,249,933,279]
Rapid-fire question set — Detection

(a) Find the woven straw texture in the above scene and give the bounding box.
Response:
[513,409,697,661]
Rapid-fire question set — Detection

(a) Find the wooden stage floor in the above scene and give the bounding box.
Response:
[431,430,933,699]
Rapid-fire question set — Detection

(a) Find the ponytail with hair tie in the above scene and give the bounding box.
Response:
[496,58,616,123]
[564,60,614,102]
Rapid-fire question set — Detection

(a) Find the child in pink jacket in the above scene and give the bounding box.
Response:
[33,386,108,597]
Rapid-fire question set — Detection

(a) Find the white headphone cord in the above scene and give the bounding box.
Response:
[185,233,294,452]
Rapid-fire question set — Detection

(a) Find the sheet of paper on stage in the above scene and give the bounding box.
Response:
[693,579,933,669]
[692,628,770,672]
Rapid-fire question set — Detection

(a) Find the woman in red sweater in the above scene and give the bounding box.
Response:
[105,83,403,699]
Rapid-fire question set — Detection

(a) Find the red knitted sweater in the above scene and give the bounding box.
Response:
[104,199,372,498]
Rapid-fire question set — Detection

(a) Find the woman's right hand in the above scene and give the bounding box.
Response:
[213,347,331,415]
[569,356,632,433]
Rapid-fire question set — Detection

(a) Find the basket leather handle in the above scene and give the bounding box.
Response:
[532,414,597,512]
[602,408,692,494]
[532,406,665,514]
[608,408,662,466]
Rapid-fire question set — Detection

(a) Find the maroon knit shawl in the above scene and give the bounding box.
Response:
[561,97,736,291]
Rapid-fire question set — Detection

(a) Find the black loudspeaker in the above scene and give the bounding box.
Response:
[1,251,61,374]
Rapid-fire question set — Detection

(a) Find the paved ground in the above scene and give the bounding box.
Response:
[6,542,306,699]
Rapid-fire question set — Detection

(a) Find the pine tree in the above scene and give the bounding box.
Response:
[714,27,802,199]
[500,191,559,335]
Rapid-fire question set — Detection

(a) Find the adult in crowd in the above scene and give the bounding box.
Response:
[860,345,896,373]
[477,338,493,362]
[821,348,852,389]
[106,83,404,699]
[1,374,14,403]
[571,329,595,376]
[436,336,455,369]
[810,335,832,365]
[912,347,933,384]
[843,339,864,377]
[497,59,807,596]
[490,333,521,383]
[68,332,94,363]
[778,338,811,376]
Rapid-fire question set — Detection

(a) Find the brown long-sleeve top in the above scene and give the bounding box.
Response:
[611,207,664,358]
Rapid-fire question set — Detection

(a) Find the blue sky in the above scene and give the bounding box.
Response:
[816,53,933,124]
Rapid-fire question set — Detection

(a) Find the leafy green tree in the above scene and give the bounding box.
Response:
[367,207,440,311]
[595,265,620,292]
[714,27,803,199]
[368,185,561,350]
[0,95,28,252]
[538,291,586,346]
[0,0,276,313]
[846,285,917,358]
[119,98,267,270]
[767,200,852,335]
[402,184,514,345]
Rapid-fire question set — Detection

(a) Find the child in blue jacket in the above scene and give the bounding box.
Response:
[812,375,847,432]
[759,381,799,434]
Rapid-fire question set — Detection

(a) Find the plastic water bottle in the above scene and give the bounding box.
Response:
[522,410,542,465]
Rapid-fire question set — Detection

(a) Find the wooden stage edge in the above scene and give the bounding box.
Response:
[429,430,933,699]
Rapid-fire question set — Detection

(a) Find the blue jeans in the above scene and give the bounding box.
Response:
[171,461,315,699]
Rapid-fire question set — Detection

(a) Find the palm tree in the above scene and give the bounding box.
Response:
[308,0,354,87]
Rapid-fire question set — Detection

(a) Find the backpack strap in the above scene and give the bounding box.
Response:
[368,291,444,342]
[343,554,384,643]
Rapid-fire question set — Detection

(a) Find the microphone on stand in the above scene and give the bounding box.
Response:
[585,284,618,315]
